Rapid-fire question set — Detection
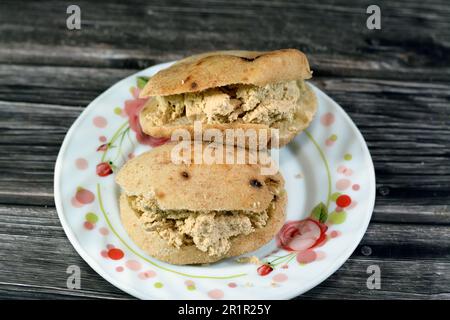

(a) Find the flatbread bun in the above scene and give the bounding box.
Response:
[139,82,317,148]
[115,142,284,212]
[140,49,312,97]
[119,190,286,265]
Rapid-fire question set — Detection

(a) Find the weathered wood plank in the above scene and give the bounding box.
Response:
[0,205,448,299]
[0,0,449,300]
[372,202,450,224]
[1,257,449,300]
[0,0,449,81]
[302,258,450,300]
[0,284,128,300]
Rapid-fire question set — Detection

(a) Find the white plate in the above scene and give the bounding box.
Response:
[54,62,376,300]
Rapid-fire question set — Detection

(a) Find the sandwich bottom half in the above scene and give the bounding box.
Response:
[119,192,287,265]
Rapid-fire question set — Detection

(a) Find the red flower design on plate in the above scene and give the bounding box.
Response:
[96,162,113,177]
[257,264,273,276]
[124,87,169,147]
[276,218,328,252]
[97,143,109,151]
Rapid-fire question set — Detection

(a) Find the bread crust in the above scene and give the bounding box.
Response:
[140,49,312,97]
[115,142,285,212]
[119,190,286,265]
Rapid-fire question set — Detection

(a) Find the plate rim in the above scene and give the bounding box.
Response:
[54,62,376,300]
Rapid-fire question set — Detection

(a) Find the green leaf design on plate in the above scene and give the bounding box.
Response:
[310,202,328,223]
[137,76,149,89]
[329,211,347,224]
[330,192,341,201]
[85,212,98,224]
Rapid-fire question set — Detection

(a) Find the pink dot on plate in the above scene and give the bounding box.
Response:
[93,116,107,128]
[344,168,353,176]
[185,280,195,286]
[71,197,83,208]
[99,135,107,142]
[228,282,237,288]
[335,206,343,212]
[116,266,124,272]
[315,251,326,260]
[320,112,335,126]
[83,221,94,230]
[272,273,288,283]
[330,230,341,238]
[100,250,108,258]
[347,201,358,210]
[352,184,360,191]
[75,158,88,170]
[208,289,224,300]
[138,270,156,279]
[125,260,142,271]
[75,188,95,204]
[297,250,317,264]
[337,165,346,174]
[325,139,334,147]
[336,179,351,190]
[99,227,109,236]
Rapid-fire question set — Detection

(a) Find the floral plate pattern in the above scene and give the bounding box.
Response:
[54,62,376,299]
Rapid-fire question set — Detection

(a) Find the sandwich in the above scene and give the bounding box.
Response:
[116,142,286,265]
[139,49,317,147]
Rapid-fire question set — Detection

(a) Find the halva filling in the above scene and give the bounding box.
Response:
[146,80,307,126]
[128,196,272,256]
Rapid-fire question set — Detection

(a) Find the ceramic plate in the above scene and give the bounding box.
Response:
[54,62,376,300]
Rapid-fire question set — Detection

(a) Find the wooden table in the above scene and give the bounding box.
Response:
[0,0,449,299]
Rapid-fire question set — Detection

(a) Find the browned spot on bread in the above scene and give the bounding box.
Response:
[180,171,189,179]
[190,82,198,89]
[240,55,261,62]
[265,177,280,186]
[156,190,165,199]
[250,179,263,188]
[139,49,313,97]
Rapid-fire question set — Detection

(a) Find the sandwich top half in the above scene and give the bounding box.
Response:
[138,49,317,147]
[116,142,286,262]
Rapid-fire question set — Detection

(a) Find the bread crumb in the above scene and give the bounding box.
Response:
[236,256,262,265]
[271,282,280,287]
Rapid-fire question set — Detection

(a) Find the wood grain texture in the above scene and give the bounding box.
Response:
[0,0,449,299]
[0,204,448,300]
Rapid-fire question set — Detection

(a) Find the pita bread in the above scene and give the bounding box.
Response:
[116,142,284,212]
[119,190,286,265]
[140,49,312,97]
[139,82,317,147]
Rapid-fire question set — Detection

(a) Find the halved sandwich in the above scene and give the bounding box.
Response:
[139,49,317,147]
[116,142,286,265]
